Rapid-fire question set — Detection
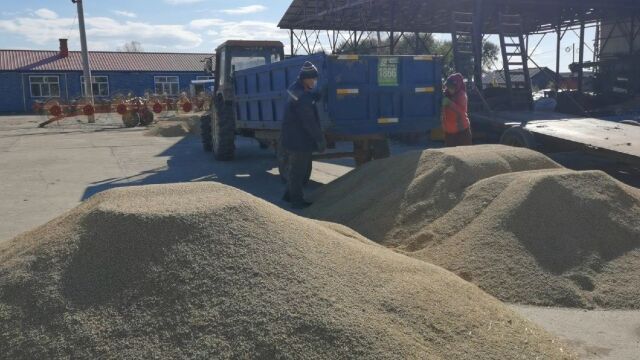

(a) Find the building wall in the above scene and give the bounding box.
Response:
[0,72,27,113]
[0,70,206,114]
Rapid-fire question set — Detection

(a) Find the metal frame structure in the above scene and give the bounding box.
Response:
[279,0,640,99]
[288,29,434,55]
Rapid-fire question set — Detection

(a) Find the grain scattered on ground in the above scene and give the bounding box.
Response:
[145,114,202,137]
[0,183,572,359]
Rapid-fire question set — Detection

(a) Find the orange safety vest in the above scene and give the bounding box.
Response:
[442,92,470,135]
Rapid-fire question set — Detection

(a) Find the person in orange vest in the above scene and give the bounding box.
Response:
[441,73,472,147]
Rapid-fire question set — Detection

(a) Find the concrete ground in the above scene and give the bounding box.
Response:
[1,115,639,359]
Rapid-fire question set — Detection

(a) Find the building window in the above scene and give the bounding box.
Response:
[29,76,60,98]
[80,76,109,97]
[154,76,180,96]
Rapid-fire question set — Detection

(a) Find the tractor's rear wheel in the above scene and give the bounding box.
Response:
[211,102,236,161]
[200,113,212,152]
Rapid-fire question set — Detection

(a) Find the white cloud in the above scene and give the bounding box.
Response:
[0,14,202,50]
[221,5,267,15]
[34,8,58,19]
[112,10,137,18]
[189,18,288,46]
[164,0,204,4]
[189,18,226,29]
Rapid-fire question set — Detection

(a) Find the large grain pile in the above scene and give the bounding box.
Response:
[305,145,640,309]
[401,169,640,309]
[0,183,572,359]
[305,145,562,245]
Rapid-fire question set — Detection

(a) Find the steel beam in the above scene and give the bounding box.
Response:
[472,0,484,89]
[578,17,585,93]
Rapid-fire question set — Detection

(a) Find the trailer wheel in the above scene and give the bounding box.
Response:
[276,143,312,185]
[500,126,537,149]
[211,102,236,161]
[370,139,391,160]
[122,112,140,128]
[200,113,212,152]
[353,140,373,166]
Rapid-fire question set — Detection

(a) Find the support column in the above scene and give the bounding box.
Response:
[290,29,294,56]
[555,23,562,92]
[472,0,484,90]
[390,32,395,55]
[578,17,585,93]
[630,16,636,55]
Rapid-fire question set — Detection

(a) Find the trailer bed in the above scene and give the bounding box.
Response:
[472,111,640,163]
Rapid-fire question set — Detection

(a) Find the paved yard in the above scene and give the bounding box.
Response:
[0,115,638,359]
[0,114,354,242]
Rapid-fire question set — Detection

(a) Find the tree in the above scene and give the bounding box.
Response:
[432,40,500,77]
[335,34,499,80]
[118,41,144,52]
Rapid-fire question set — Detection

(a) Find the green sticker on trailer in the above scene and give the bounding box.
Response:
[378,57,399,86]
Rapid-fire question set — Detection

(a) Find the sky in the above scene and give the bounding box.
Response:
[0,0,595,72]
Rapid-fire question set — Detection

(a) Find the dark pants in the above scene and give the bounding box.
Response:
[444,127,473,147]
[286,151,312,204]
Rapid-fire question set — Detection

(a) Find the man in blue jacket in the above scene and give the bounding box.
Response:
[280,61,326,209]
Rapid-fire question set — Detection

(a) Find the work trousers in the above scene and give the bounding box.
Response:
[286,151,312,204]
[444,127,473,147]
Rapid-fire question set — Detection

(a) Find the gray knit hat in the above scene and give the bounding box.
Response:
[299,61,319,79]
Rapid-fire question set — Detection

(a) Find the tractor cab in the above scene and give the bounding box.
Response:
[214,40,285,101]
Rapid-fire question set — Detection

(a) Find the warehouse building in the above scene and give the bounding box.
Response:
[0,39,212,113]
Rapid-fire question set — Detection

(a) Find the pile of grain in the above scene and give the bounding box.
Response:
[305,145,640,309]
[401,169,640,309]
[305,145,562,245]
[0,183,571,359]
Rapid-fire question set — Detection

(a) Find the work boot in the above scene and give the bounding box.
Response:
[291,201,312,209]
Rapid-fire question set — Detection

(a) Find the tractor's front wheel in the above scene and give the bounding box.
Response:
[200,113,212,152]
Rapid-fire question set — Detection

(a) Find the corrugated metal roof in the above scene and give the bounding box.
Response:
[278,0,639,34]
[0,50,213,72]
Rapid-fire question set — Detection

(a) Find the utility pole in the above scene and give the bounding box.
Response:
[72,0,95,123]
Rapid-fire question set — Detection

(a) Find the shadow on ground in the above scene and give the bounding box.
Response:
[81,135,330,210]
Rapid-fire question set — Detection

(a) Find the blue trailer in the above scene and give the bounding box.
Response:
[200,40,443,176]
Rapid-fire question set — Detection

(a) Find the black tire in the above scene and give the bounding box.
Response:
[122,112,140,128]
[200,113,212,152]
[277,143,312,185]
[211,102,235,161]
[500,126,537,149]
[370,138,391,160]
[139,109,154,126]
[353,140,372,166]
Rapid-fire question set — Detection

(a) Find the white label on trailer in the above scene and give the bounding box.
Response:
[337,55,359,60]
[336,88,360,95]
[413,55,434,61]
[415,87,435,93]
[378,117,399,124]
